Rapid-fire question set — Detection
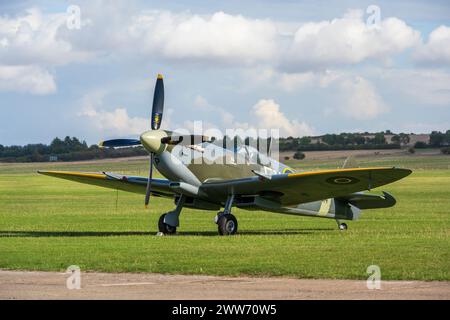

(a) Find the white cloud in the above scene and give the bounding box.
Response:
[284,10,421,70]
[0,8,92,66]
[244,68,389,120]
[337,76,388,120]
[0,65,56,95]
[192,95,315,137]
[78,91,149,137]
[193,95,235,127]
[0,7,93,94]
[378,68,450,106]
[278,69,341,91]
[414,25,450,65]
[128,11,277,64]
[251,99,315,137]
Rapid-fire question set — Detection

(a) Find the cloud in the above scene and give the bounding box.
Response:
[337,76,388,120]
[378,68,450,106]
[278,69,341,91]
[193,95,235,127]
[128,11,277,64]
[0,7,93,94]
[414,25,450,66]
[78,91,149,137]
[0,65,56,95]
[192,95,315,137]
[251,99,315,137]
[283,9,421,70]
[0,7,93,66]
[244,68,388,120]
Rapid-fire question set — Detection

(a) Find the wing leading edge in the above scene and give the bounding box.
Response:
[37,170,175,198]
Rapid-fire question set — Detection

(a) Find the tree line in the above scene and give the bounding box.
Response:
[1,130,449,162]
[0,136,147,162]
[279,130,450,152]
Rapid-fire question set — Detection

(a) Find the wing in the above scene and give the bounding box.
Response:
[200,167,411,206]
[37,170,175,198]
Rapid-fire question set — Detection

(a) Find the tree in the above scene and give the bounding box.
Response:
[322,134,336,145]
[429,131,445,147]
[399,133,410,146]
[414,141,427,149]
[391,135,400,144]
[355,136,366,145]
[50,137,67,154]
[299,137,311,145]
[445,130,450,145]
[373,133,386,144]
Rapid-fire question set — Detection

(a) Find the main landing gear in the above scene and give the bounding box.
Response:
[157,194,239,236]
[215,195,238,236]
[158,195,186,235]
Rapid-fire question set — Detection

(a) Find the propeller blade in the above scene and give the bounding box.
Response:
[144,153,154,208]
[99,139,141,148]
[151,74,164,130]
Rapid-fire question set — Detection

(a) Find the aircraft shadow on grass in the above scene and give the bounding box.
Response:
[0,228,333,238]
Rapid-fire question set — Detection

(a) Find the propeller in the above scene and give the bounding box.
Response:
[144,74,165,208]
[98,74,166,208]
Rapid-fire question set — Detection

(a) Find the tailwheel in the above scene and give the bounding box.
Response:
[338,222,348,231]
[158,213,177,235]
[217,214,238,236]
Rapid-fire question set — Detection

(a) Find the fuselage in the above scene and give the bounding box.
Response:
[154,143,294,185]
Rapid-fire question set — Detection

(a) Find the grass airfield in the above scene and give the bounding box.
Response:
[0,150,449,280]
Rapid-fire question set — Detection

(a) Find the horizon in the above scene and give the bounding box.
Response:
[0,130,441,147]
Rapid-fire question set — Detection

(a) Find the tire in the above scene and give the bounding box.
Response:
[217,214,238,235]
[339,223,348,231]
[158,214,177,235]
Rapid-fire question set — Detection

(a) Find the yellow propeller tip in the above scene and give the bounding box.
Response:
[157,74,163,79]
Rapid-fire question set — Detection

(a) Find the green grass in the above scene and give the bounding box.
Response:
[0,154,449,280]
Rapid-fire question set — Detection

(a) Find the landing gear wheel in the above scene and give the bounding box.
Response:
[158,213,177,235]
[338,222,348,231]
[217,214,238,235]
[214,212,223,224]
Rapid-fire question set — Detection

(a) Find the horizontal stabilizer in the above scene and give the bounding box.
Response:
[337,191,396,209]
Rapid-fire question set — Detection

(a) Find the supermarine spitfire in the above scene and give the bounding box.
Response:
[39,74,412,235]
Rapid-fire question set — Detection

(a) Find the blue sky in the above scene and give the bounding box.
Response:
[1,0,449,145]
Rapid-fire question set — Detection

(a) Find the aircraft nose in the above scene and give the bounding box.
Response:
[140,130,167,154]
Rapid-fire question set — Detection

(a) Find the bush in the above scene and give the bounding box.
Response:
[414,141,428,149]
[441,147,450,155]
[408,147,415,154]
[293,151,305,160]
